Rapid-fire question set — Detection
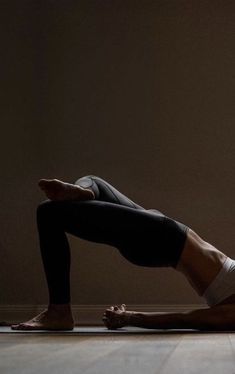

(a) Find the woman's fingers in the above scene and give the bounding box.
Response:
[106,304,126,312]
[105,309,114,315]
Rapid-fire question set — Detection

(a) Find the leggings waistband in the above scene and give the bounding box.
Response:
[202,256,235,306]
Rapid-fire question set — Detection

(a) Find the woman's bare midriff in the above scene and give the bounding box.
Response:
[176,228,228,296]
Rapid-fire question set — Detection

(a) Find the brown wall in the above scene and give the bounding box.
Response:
[1,0,235,306]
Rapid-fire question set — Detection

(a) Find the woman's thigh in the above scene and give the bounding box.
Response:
[38,199,188,268]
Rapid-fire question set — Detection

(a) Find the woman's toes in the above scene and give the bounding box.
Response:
[18,324,27,330]
[11,322,33,330]
[11,323,23,330]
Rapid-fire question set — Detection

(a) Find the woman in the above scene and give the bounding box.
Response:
[11,175,235,331]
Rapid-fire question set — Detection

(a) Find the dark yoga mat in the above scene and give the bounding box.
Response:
[0,326,225,335]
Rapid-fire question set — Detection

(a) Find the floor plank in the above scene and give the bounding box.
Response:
[81,334,182,374]
[159,333,235,374]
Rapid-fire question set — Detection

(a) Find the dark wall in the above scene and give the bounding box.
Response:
[1,0,235,306]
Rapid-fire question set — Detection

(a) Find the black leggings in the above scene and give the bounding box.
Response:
[36,175,189,304]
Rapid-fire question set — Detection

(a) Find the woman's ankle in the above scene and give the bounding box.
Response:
[48,303,72,313]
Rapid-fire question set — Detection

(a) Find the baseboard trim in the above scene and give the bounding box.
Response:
[0,304,207,325]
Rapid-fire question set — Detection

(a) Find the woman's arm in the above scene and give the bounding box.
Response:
[103,304,235,331]
[125,304,235,331]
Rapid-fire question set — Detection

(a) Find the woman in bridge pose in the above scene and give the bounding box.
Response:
[11,175,235,331]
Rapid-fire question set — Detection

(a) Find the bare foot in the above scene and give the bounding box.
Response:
[38,178,95,201]
[103,304,131,329]
[11,305,74,331]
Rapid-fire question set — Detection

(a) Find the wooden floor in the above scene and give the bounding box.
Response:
[1,327,235,373]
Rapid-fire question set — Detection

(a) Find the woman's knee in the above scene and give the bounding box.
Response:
[74,175,95,187]
[74,175,100,199]
[36,199,59,222]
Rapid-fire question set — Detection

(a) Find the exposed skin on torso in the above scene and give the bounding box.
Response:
[176,228,235,306]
